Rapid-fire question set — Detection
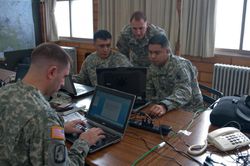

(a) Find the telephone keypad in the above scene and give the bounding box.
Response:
[225,133,249,145]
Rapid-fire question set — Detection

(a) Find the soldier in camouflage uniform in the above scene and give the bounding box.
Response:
[116,11,166,67]
[146,34,204,117]
[74,30,132,86]
[0,43,105,165]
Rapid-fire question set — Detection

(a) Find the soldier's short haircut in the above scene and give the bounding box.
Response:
[31,42,72,66]
[93,30,112,42]
[149,34,170,48]
[130,11,147,22]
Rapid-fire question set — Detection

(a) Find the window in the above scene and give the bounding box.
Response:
[215,0,250,53]
[55,0,93,39]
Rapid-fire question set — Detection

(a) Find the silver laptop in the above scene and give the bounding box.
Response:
[66,85,136,153]
[62,75,94,97]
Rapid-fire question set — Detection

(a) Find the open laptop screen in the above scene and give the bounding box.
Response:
[96,67,147,100]
[2,49,32,71]
[15,64,30,81]
[61,75,94,97]
[86,86,135,133]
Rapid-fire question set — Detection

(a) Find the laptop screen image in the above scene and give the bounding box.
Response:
[96,67,147,101]
[86,85,136,133]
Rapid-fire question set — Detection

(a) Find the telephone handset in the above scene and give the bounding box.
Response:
[207,127,250,151]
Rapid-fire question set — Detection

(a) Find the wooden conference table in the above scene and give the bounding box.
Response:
[68,96,248,166]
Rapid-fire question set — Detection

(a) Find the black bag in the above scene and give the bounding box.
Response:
[210,95,250,131]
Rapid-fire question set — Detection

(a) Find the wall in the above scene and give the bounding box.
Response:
[0,0,41,52]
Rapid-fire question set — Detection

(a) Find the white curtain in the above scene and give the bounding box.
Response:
[180,0,216,57]
[98,0,145,47]
[144,0,179,54]
[98,0,217,57]
[44,0,58,41]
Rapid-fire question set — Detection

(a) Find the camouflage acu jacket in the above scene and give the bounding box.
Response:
[146,55,204,111]
[116,24,166,67]
[74,50,132,86]
[0,81,89,166]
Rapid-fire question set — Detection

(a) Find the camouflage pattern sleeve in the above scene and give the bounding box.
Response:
[146,69,157,100]
[45,110,89,166]
[181,59,204,109]
[146,56,197,111]
[116,25,131,59]
[0,82,89,165]
[73,58,92,86]
[159,66,193,111]
[112,51,133,67]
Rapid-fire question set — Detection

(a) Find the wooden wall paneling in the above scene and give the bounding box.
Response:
[231,56,250,67]
[192,62,213,73]
[199,72,213,83]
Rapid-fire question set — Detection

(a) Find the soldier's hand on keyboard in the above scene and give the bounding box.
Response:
[79,127,106,146]
[64,119,86,134]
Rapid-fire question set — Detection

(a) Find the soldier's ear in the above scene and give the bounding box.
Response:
[47,65,57,80]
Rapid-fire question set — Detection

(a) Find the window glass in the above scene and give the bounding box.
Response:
[55,1,70,37]
[55,0,93,39]
[215,0,244,49]
[71,0,93,38]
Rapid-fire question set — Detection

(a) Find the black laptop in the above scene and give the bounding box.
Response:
[15,64,30,81]
[96,67,149,110]
[62,75,94,97]
[66,85,136,153]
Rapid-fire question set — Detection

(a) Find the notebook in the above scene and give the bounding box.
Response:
[66,85,136,153]
[96,67,148,110]
[62,75,94,97]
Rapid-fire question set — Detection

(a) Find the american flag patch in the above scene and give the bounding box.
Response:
[51,126,65,140]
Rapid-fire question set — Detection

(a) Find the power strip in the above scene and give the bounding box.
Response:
[129,119,171,135]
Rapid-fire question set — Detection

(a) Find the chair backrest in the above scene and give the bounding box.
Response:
[199,83,224,107]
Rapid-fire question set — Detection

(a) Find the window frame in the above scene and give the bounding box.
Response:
[56,0,97,42]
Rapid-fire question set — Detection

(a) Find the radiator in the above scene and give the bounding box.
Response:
[212,63,250,96]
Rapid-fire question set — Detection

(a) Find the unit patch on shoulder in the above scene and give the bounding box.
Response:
[51,126,65,140]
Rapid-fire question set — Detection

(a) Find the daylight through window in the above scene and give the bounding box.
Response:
[55,0,93,39]
[215,0,250,53]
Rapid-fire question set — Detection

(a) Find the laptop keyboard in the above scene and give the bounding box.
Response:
[90,131,120,152]
[72,124,121,152]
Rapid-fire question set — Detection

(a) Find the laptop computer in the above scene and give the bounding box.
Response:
[96,67,149,110]
[62,75,94,97]
[66,85,136,153]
